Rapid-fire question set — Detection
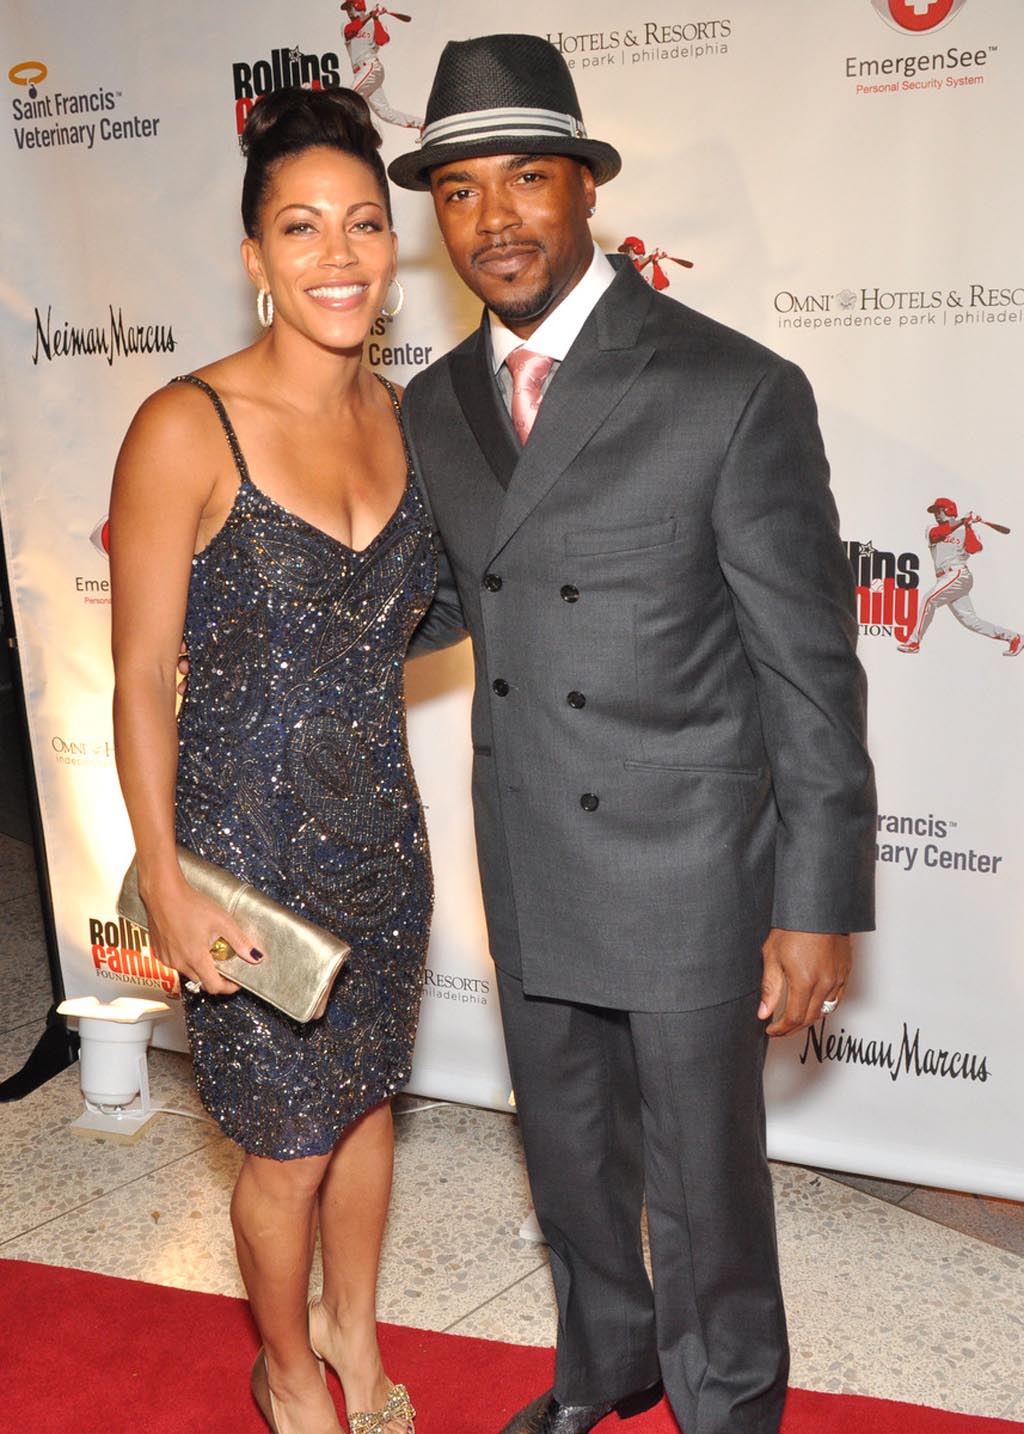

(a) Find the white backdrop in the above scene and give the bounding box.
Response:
[1,0,1021,1196]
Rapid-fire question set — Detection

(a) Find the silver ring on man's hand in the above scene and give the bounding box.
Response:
[821,998,839,1015]
[184,979,203,994]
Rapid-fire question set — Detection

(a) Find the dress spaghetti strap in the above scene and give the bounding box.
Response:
[171,374,252,486]
[371,371,415,477]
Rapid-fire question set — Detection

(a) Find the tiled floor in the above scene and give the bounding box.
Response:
[1,823,1022,1423]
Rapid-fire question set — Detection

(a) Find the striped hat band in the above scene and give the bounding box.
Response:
[419,106,588,149]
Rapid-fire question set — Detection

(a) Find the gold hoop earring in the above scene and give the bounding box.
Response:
[257,288,274,328]
[381,277,405,319]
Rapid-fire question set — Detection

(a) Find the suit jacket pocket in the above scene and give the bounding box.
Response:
[565,517,677,556]
[624,760,763,780]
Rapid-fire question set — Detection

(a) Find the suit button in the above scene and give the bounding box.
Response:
[580,793,600,812]
[492,678,510,696]
[483,573,503,592]
[567,691,587,709]
[560,584,580,603]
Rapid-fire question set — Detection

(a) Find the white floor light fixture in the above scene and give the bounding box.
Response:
[56,996,171,1138]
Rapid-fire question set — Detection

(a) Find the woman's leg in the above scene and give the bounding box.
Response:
[232,1149,341,1432]
[311,1100,410,1431]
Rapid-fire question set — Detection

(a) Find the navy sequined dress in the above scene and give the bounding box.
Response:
[172,374,436,1160]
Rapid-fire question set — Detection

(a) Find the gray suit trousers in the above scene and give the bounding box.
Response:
[497,971,789,1434]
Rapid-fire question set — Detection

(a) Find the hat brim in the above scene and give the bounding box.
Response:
[387,134,622,191]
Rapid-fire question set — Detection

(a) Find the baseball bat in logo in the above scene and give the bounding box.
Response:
[871,0,967,34]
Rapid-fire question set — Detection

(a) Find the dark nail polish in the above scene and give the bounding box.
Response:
[250,949,265,962]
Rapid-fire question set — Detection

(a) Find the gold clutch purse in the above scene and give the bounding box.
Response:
[116,846,351,1023]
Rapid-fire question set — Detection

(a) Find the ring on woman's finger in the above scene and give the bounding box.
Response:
[821,997,839,1015]
[209,937,231,959]
[184,979,203,994]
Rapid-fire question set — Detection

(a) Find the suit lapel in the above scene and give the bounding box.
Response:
[486,261,656,564]
[449,324,520,491]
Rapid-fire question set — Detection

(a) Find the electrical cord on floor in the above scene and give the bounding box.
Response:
[143,1105,217,1124]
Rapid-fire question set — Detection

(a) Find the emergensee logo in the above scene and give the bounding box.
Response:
[871,0,967,34]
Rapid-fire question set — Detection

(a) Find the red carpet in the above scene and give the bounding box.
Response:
[1,1260,1019,1433]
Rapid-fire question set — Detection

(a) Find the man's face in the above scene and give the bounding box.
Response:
[429,152,597,338]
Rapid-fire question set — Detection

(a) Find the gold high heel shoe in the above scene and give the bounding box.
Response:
[308,1299,328,1373]
[253,1342,331,1432]
[251,1349,281,1433]
[348,1384,415,1434]
[307,1301,415,1434]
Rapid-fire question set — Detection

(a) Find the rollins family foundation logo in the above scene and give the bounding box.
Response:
[232,5,425,140]
[844,538,920,642]
[231,45,343,138]
[90,914,179,997]
[617,237,694,292]
[871,0,968,34]
[895,499,1020,658]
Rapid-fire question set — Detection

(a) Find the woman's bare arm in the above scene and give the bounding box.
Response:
[110,386,256,993]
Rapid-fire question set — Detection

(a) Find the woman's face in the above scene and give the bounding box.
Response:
[244,145,396,352]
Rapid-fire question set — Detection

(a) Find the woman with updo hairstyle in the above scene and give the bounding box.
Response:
[110,85,433,1434]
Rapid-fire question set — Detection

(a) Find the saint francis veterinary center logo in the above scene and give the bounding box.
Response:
[9,60,162,151]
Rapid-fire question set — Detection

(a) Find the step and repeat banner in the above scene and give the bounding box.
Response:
[1,1,1021,1194]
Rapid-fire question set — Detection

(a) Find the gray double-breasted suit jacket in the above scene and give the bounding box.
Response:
[406,255,876,1013]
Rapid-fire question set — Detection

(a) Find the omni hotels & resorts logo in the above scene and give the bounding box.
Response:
[9,59,162,151]
[774,285,1024,331]
[545,17,732,71]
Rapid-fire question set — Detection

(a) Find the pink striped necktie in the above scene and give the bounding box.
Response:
[506,347,554,444]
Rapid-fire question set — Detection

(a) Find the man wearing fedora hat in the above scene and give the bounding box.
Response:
[394,33,876,1434]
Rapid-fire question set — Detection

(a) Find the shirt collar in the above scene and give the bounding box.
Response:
[489,242,616,373]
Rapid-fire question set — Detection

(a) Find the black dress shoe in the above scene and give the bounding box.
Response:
[500,1382,663,1434]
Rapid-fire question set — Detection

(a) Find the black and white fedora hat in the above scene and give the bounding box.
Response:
[387,33,622,191]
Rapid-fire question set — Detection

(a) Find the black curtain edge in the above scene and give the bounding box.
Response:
[0,504,72,1085]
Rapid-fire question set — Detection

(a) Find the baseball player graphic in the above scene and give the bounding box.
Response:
[898,497,1021,655]
[341,1,422,130]
[617,235,693,291]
